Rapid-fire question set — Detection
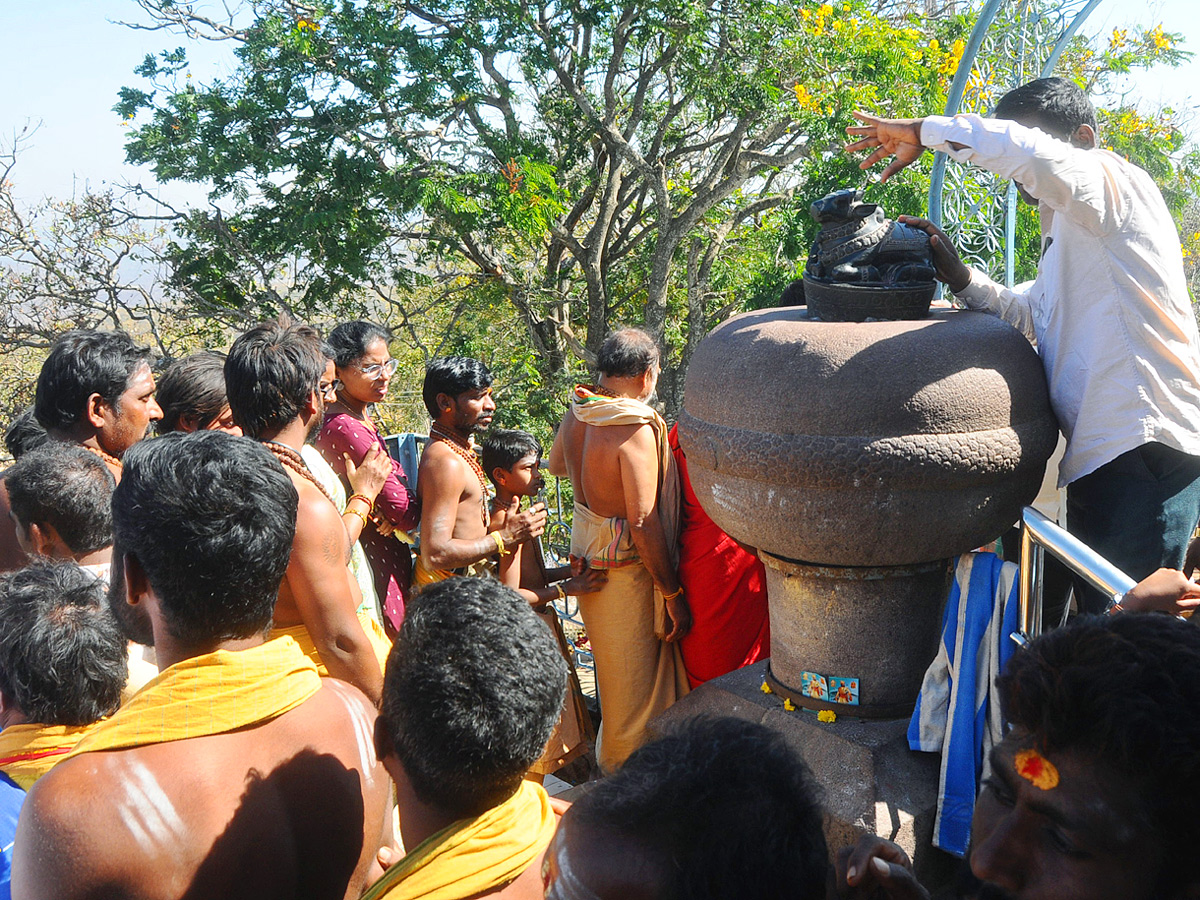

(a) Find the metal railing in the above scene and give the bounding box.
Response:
[1015,506,1136,646]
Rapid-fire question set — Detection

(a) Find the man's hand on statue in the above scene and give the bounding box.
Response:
[661,591,692,643]
[1121,568,1200,617]
[844,112,927,183]
[563,566,607,596]
[345,444,391,500]
[832,835,930,900]
[895,215,971,293]
[503,500,547,544]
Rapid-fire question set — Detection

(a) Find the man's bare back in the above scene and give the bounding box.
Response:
[551,412,649,520]
[14,679,390,900]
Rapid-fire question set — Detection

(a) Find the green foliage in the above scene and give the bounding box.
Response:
[114,0,1200,428]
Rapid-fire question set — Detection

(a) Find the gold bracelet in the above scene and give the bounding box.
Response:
[554,583,567,601]
[347,493,373,510]
[661,586,683,601]
[492,531,511,556]
[344,507,370,530]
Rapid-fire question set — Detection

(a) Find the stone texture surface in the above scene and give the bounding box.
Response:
[679,307,1058,566]
[762,554,952,715]
[650,662,960,889]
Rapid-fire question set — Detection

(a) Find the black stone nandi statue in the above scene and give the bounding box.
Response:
[805,189,936,285]
[781,190,939,321]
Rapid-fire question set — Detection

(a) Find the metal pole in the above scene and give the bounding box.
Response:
[1015,506,1137,644]
[928,0,1008,228]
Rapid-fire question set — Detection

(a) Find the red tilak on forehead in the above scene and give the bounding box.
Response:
[1015,748,1060,790]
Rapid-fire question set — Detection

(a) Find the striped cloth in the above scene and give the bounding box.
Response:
[908,552,1020,856]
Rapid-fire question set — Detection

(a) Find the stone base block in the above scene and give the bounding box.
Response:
[650,660,959,889]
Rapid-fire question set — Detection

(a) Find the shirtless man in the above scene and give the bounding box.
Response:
[226,320,386,704]
[549,328,690,770]
[413,357,545,589]
[13,431,390,900]
[366,577,569,900]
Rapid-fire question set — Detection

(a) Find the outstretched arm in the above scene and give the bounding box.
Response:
[844,113,928,183]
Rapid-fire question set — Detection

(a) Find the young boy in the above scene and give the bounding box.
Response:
[483,429,605,777]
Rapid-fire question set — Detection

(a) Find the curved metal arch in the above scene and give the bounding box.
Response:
[928,0,1107,288]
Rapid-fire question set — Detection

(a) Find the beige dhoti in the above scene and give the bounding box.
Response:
[575,560,688,771]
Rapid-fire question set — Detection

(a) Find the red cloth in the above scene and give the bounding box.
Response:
[669,424,770,688]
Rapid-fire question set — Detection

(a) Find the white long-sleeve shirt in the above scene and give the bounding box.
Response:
[921,114,1200,486]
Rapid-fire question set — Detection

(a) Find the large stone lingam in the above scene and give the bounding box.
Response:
[659,192,1058,875]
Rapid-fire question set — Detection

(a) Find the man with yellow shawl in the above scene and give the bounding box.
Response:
[13,432,391,900]
[0,560,127,899]
[364,577,569,900]
[549,328,691,771]
[227,319,391,701]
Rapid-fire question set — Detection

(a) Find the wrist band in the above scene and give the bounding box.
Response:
[492,531,511,556]
[344,507,369,530]
[661,587,683,601]
[347,493,373,510]
[554,583,567,601]
[1105,592,1126,616]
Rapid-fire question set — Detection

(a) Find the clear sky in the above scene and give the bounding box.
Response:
[1,0,1197,205]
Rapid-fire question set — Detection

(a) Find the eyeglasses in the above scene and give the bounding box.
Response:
[357,359,398,379]
[319,379,343,397]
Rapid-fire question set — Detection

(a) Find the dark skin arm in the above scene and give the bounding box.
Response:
[419,448,546,570]
[619,424,690,641]
[289,492,383,704]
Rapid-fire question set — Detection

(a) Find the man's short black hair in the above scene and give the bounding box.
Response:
[34,330,151,431]
[5,407,48,460]
[999,613,1200,896]
[112,431,297,646]
[569,717,829,899]
[481,429,542,487]
[994,77,1097,143]
[381,577,566,819]
[5,443,115,557]
[0,560,127,726]
[225,319,325,438]
[596,328,660,379]
[422,357,493,418]
[156,351,230,433]
[327,321,393,368]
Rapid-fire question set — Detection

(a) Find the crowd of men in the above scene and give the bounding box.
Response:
[0,73,1199,900]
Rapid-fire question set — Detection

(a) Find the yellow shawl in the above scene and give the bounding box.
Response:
[569,385,682,637]
[0,723,98,790]
[361,780,556,900]
[270,610,393,675]
[67,636,321,757]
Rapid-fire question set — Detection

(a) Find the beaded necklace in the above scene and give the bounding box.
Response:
[84,444,123,471]
[430,423,490,527]
[261,440,337,508]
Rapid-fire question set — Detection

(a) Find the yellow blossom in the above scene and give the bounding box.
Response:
[760,681,773,694]
[1148,25,1170,52]
[783,698,797,711]
[817,3,834,15]
[817,709,837,723]
[1109,27,1128,52]
[793,83,821,112]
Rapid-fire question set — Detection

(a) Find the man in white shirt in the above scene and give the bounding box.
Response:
[846,77,1200,613]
